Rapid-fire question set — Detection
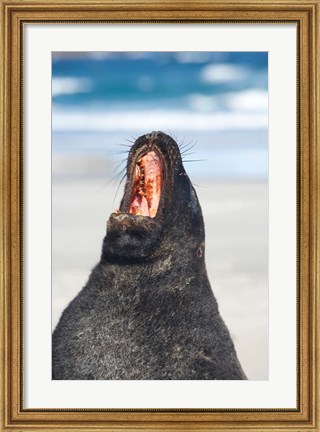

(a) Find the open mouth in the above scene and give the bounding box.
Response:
[128,151,163,218]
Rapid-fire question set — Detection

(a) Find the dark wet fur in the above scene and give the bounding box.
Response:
[52,131,246,380]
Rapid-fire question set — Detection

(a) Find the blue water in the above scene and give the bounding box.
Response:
[52,52,268,179]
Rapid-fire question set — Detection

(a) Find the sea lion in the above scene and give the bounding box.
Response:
[52,131,246,380]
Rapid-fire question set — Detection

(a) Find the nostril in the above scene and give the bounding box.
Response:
[146,131,161,148]
[150,131,160,139]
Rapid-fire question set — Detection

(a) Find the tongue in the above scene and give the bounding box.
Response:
[128,151,162,218]
[130,194,150,216]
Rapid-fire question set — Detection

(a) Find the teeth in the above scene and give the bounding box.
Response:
[149,208,157,218]
[129,151,161,218]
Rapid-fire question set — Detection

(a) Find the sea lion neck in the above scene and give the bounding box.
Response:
[53,131,248,380]
[103,131,205,263]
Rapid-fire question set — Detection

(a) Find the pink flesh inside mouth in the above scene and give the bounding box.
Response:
[128,151,163,218]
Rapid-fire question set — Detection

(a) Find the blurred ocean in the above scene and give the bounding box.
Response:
[52,52,268,180]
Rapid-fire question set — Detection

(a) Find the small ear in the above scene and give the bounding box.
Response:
[197,241,205,259]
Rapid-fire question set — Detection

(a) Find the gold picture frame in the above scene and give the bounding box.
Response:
[0,0,319,430]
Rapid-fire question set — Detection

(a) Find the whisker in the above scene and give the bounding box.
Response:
[192,183,208,188]
[166,129,178,142]
[179,141,197,153]
[112,158,127,173]
[110,165,127,183]
[181,151,196,157]
[117,143,131,148]
[124,138,135,145]
[113,150,131,156]
[180,146,197,157]
[178,137,187,148]
[178,141,189,150]
[112,171,127,207]
[183,159,207,163]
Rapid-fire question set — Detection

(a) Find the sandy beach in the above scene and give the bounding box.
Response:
[52,154,268,381]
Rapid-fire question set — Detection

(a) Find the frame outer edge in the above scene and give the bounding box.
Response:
[1,1,319,431]
[0,0,318,10]
[313,1,320,431]
[303,2,319,430]
[1,1,12,431]
[0,0,4,428]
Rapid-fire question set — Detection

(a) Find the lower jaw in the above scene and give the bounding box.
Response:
[104,212,163,262]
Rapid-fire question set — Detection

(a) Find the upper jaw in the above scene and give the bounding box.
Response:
[111,132,182,223]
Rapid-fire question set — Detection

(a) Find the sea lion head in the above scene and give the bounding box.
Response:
[103,131,205,263]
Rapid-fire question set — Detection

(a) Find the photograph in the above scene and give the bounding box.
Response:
[51,51,268,380]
